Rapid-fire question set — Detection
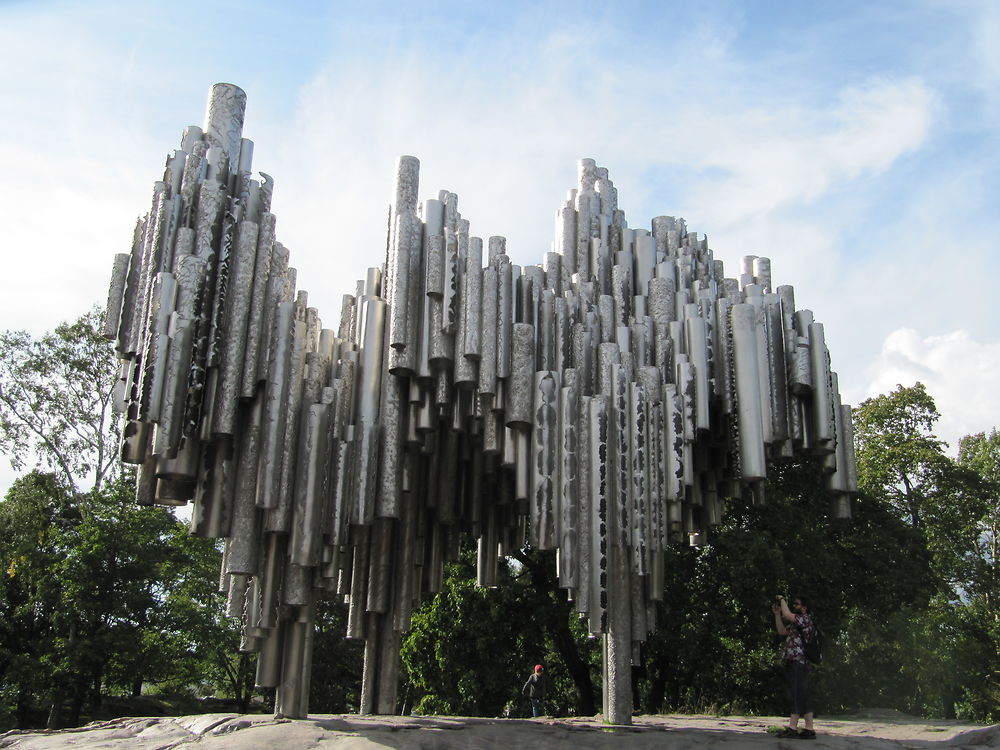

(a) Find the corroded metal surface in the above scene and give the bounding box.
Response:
[107,84,858,728]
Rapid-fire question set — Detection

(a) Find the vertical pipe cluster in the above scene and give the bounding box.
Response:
[106,85,858,725]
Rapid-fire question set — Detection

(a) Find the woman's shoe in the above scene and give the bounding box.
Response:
[798,729,817,740]
[776,728,799,738]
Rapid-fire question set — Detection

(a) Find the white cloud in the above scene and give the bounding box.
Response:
[675,77,936,226]
[0,142,152,332]
[865,328,1000,453]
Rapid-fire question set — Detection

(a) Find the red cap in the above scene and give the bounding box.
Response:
[534,664,544,672]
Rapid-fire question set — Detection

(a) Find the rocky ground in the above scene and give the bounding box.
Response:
[2,710,997,749]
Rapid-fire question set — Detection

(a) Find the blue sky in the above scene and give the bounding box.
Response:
[1,0,998,492]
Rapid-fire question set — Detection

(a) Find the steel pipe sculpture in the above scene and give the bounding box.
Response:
[105,83,858,724]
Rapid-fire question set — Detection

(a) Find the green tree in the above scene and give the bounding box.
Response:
[0,470,252,729]
[400,546,600,717]
[0,310,260,729]
[850,383,1000,720]
[950,431,1000,720]
[153,526,253,709]
[853,383,951,530]
[0,472,185,728]
[954,431,1000,612]
[309,597,364,713]
[0,309,120,492]
[0,472,75,729]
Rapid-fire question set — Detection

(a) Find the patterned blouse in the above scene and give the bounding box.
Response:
[782,613,816,664]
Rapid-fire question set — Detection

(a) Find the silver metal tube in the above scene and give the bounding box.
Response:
[289,399,331,566]
[212,220,259,435]
[203,83,247,176]
[241,213,275,398]
[256,302,294,509]
[507,323,534,428]
[809,322,835,446]
[730,304,766,480]
[588,395,609,635]
[227,393,263,575]
[376,371,405,519]
[496,257,513,379]
[557,372,578,589]
[531,371,560,550]
[352,297,387,526]
[477,267,498,398]
[684,309,710,432]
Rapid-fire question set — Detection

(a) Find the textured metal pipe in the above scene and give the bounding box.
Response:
[352,297,386,525]
[507,323,535,428]
[289,399,331,566]
[628,381,649,576]
[764,295,789,443]
[388,211,421,361]
[366,518,394,613]
[477,266,499,398]
[346,526,371,640]
[531,371,560,550]
[256,302,294,509]
[376,371,405,519]
[227,393,263,575]
[730,304,766,480]
[684,308,710,432]
[212,220,258,435]
[241,213,275,398]
[557,372,579,589]
[153,314,192,458]
[203,83,247,176]
[496,257,513,379]
[588,394,610,636]
[809,322,835,446]
[455,236,482,386]
[605,543,633,725]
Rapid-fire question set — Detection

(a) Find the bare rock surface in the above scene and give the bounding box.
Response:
[1,712,997,749]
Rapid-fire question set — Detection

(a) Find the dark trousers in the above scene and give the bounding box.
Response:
[785,660,812,715]
[530,697,543,717]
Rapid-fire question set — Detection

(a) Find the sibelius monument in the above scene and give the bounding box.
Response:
[104,83,858,725]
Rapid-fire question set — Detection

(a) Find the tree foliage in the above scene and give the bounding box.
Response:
[0,471,251,730]
[0,309,120,492]
[853,382,951,530]
[0,313,253,730]
[400,548,600,717]
[850,385,999,720]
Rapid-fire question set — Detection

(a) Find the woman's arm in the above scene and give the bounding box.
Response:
[772,603,788,635]
[779,597,796,623]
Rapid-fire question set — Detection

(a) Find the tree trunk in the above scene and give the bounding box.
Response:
[631,651,646,711]
[46,688,63,730]
[644,662,667,714]
[236,653,253,713]
[16,689,32,730]
[68,675,87,727]
[91,667,104,709]
[549,594,597,715]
